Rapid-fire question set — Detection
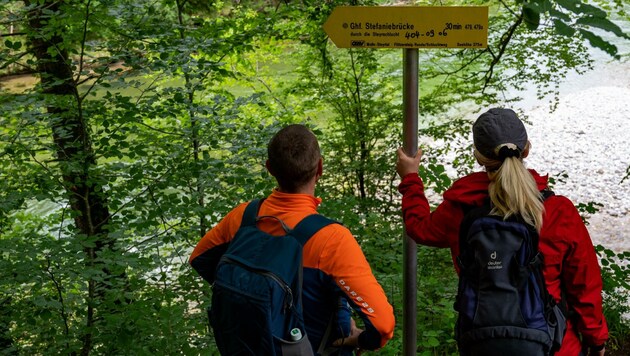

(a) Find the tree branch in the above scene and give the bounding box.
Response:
[44,256,71,345]
[482,12,524,92]
[0,32,27,37]
[0,51,35,72]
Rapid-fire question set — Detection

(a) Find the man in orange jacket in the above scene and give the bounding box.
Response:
[190,124,395,354]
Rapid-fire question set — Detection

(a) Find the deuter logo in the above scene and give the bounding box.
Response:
[351,40,365,47]
[487,251,502,270]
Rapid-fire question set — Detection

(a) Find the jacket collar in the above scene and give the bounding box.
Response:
[443,169,549,206]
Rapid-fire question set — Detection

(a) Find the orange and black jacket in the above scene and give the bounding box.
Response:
[190,189,395,352]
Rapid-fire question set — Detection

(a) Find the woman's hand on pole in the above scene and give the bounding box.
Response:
[396,147,423,178]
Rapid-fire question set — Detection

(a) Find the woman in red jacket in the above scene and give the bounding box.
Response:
[396,108,608,356]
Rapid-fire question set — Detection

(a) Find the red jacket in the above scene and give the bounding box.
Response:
[399,171,608,355]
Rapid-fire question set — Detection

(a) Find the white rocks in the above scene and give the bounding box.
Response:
[417,57,630,252]
[519,63,630,252]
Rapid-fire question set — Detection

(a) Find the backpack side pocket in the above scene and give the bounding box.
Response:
[278,334,314,356]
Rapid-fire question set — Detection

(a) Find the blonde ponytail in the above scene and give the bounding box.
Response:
[474,142,544,232]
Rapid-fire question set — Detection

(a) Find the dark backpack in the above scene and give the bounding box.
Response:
[454,191,566,356]
[209,199,337,356]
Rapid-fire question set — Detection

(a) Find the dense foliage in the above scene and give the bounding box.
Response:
[1,0,628,354]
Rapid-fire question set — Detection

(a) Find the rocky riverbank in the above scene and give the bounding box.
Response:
[421,60,630,253]
[520,60,630,253]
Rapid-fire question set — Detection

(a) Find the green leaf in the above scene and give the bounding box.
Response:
[576,16,630,39]
[6,40,23,50]
[426,337,440,347]
[529,0,553,13]
[549,7,571,22]
[578,28,620,59]
[523,4,541,31]
[556,0,607,17]
[553,19,576,37]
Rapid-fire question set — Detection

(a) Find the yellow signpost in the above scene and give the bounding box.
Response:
[323,6,488,49]
[323,6,489,355]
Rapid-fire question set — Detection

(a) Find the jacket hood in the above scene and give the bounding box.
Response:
[443,170,549,206]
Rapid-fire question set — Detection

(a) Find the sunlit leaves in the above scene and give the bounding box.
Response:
[553,18,576,36]
[1,0,628,354]
[578,28,621,58]
[523,0,628,58]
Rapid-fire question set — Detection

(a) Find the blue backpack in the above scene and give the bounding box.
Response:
[454,192,566,356]
[209,199,336,355]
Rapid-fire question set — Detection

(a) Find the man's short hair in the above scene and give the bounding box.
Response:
[267,124,321,192]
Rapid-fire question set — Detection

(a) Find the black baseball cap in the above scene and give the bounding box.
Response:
[473,108,528,159]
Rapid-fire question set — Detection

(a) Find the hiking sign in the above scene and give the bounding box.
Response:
[323,5,489,355]
[323,6,488,49]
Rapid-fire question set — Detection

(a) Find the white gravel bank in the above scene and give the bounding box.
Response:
[520,61,630,252]
[421,60,630,253]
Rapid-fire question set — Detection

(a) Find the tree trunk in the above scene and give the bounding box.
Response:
[25,1,113,354]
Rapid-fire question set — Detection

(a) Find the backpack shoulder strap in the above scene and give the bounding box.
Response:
[291,214,339,356]
[290,214,338,246]
[458,200,492,240]
[541,189,555,200]
[459,188,554,237]
[240,198,264,227]
[527,189,554,249]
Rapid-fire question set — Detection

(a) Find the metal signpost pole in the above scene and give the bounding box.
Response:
[322,7,487,353]
[402,48,419,355]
